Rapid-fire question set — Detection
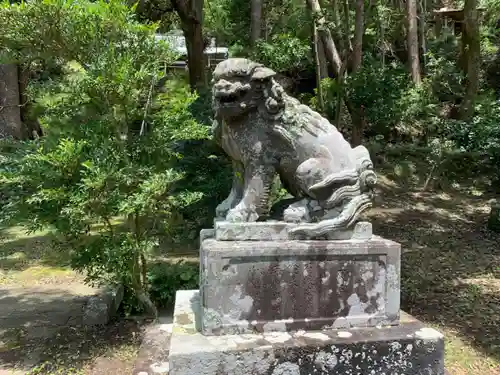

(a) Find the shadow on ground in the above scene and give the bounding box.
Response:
[0,226,147,374]
[0,288,146,374]
[366,174,500,364]
[0,229,70,272]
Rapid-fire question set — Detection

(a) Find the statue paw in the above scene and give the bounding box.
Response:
[226,204,259,222]
[215,201,231,219]
[283,198,312,223]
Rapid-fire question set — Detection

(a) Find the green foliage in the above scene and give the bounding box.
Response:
[250,34,313,74]
[446,97,500,160]
[205,0,310,48]
[425,35,465,102]
[0,0,211,314]
[147,260,199,308]
[205,0,312,76]
[204,0,250,46]
[317,59,439,141]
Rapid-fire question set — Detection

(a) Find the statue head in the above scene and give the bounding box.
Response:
[212,58,284,120]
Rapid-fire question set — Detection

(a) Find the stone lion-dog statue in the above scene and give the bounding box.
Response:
[211,58,376,238]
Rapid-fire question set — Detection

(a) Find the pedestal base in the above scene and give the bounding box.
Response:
[200,235,401,335]
[169,290,446,375]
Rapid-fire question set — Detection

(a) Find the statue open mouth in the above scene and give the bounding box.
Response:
[218,93,240,103]
[215,85,250,106]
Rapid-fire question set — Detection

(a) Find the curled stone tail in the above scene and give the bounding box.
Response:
[309,170,359,192]
[289,194,373,238]
[325,180,361,208]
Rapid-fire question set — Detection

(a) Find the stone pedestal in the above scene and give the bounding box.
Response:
[169,290,445,375]
[200,234,400,335]
[488,200,500,232]
[168,222,446,375]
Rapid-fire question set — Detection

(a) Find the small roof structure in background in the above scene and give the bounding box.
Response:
[155,30,228,62]
[432,7,485,22]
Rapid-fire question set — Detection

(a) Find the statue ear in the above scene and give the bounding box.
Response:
[251,66,276,81]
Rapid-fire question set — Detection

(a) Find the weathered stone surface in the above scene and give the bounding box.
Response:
[200,228,216,242]
[214,220,373,241]
[82,284,124,326]
[200,236,400,335]
[487,200,500,232]
[168,290,445,375]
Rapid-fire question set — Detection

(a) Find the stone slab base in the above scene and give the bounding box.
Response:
[169,290,446,375]
[200,235,401,335]
[214,220,373,241]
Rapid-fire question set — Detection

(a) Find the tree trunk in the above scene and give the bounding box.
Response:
[306,0,342,73]
[250,0,263,46]
[19,66,42,139]
[317,41,329,79]
[313,22,325,112]
[0,64,23,139]
[342,0,353,59]
[330,0,343,51]
[306,0,363,145]
[352,0,364,72]
[171,0,206,92]
[406,0,422,84]
[459,0,480,121]
[419,0,427,71]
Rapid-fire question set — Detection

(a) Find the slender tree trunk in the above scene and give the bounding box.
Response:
[171,0,206,92]
[313,22,325,111]
[419,0,427,71]
[406,0,422,84]
[0,64,23,139]
[342,0,353,57]
[459,0,480,121]
[306,0,363,145]
[352,0,364,72]
[330,0,343,51]
[306,0,342,73]
[250,0,263,46]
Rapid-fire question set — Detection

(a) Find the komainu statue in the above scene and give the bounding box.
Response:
[211,58,376,238]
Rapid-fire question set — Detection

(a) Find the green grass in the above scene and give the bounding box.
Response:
[0,226,76,285]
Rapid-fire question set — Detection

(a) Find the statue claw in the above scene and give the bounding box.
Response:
[215,202,231,219]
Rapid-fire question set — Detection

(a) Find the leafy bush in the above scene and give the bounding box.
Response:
[0,0,211,316]
[250,34,313,75]
[147,260,199,308]
[445,96,500,165]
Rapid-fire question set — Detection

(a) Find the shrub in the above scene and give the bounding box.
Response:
[0,0,211,316]
[147,260,199,308]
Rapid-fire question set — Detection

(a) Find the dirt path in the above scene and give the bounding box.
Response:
[366,175,500,374]
[0,228,146,374]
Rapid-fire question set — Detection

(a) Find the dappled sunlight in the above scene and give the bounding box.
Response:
[371,172,500,368]
[0,231,72,275]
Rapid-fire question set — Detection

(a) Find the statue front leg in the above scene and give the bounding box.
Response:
[226,163,275,222]
[216,160,244,219]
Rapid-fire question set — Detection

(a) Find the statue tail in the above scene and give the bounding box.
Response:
[290,145,377,238]
[289,194,373,238]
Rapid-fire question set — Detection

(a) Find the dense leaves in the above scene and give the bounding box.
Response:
[0,0,215,315]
